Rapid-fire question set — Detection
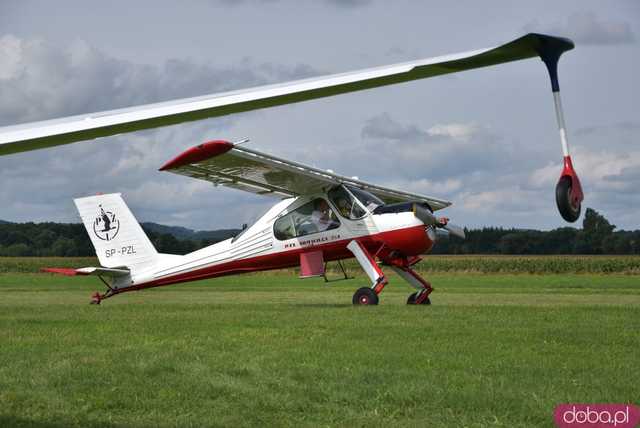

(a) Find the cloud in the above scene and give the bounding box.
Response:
[356,113,640,228]
[524,12,636,45]
[357,112,522,180]
[529,146,640,190]
[603,165,640,190]
[575,121,640,137]
[362,113,488,143]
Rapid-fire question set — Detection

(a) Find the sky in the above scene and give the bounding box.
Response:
[0,0,638,231]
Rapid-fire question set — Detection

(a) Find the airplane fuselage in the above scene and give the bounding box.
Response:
[125,194,435,292]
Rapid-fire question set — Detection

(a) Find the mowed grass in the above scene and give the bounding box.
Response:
[0,269,639,427]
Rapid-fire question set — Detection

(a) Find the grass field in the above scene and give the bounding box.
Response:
[1,258,639,427]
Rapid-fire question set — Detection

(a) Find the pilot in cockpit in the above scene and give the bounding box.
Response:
[310,199,338,232]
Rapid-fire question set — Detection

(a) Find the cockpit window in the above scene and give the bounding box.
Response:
[346,186,384,212]
[328,186,366,219]
[274,198,340,240]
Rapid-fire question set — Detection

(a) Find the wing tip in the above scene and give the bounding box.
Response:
[41,267,84,276]
[524,32,575,52]
[159,140,234,171]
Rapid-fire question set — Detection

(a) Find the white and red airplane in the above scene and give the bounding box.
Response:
[0,33,584,304]
[46,139,462,305]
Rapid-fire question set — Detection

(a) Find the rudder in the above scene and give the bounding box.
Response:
[74,193,158,271]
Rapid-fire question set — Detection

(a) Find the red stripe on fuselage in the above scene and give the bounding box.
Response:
[120,224,433,293]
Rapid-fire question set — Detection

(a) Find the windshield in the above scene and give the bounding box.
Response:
[328,186,366,219]
[346,186,384,212]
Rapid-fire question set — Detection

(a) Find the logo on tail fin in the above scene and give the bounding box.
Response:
[93,205,120,241]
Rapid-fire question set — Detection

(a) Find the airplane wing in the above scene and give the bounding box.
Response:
[0,33,573,156]
[159,140,452,210]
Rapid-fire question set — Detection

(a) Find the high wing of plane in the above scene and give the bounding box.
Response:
[158,139,451,210]
[0,35,570,141]
[0,32,583,222]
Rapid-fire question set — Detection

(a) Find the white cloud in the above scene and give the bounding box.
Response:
[0,35,23,80]
[528,147,640,193]
[524,12,636,46]
[427,123,483,142]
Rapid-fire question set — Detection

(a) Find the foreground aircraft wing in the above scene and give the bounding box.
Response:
[0,33,573,156]
[159,140,452,210]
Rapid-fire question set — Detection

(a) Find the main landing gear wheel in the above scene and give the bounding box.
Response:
[352,287,379,305]
[556,176,581,222]
[407,292,431,305]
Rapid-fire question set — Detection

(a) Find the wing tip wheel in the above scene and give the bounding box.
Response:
[556,176,582,223]
[352,287,379,305]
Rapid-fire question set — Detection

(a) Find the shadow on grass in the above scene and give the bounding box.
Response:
[287,303,353,308]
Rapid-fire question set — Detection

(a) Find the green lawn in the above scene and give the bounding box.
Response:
[0,271,639,427]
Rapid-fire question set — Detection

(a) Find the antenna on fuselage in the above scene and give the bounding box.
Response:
[233,138,250,146]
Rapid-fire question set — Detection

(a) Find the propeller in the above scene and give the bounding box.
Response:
[412,203,466,239]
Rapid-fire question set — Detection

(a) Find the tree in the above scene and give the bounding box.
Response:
[1,243,31,256]
[581,208,615,254]
[51,237,77,257]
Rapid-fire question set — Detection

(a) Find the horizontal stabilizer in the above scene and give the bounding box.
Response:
[43,267,130,277]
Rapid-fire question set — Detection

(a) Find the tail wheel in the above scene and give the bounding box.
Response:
[556,176,581,222]
[352,287,379,305]
[90,292,102,305]
[407,292,431,305]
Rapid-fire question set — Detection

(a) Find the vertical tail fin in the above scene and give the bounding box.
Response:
[74,193,158,272]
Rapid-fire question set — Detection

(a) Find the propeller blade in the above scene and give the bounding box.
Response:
[444,223,466,239]
[412,203,466,239]
[412,203,438,227]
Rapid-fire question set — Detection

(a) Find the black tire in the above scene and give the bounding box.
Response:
[407,292,431,305]
[556,176,581,223]
[352,287,379,305]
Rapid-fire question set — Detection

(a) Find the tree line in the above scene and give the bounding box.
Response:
[0,222,237,257]
[432,208,640,255]
[0,208,638,256]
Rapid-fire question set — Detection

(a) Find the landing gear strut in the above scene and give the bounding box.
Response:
[389,262,433,306]
[347,241,387,305]
[347,240,437,306]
